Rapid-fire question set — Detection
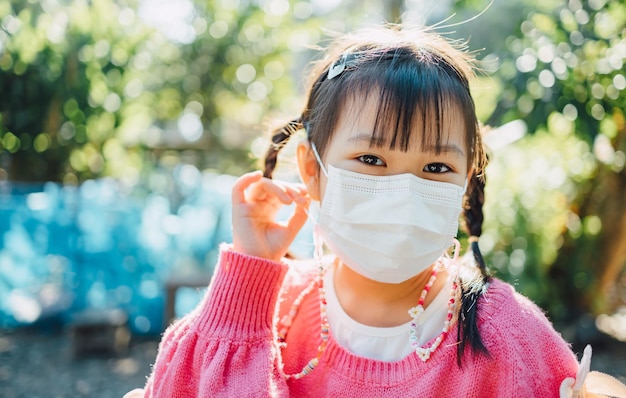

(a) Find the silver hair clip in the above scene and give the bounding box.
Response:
[327,51,349,80]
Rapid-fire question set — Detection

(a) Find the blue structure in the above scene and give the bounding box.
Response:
[0,169,236,334]
[0,167,314,334]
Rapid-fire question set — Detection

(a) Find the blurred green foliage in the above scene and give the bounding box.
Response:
[476,0,626,320]
[2,0,148,183]
[0,0,321,184]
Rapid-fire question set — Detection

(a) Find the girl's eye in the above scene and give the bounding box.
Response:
[358,154,385,166]
[424,163,451,173]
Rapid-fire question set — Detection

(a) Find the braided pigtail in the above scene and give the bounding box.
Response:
[456,170,491,366]
[263,117,303,179]
[464,171,489,275]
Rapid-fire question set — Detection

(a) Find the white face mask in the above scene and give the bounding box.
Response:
[311,143,465,284]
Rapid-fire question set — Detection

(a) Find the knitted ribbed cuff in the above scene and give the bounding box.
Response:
[196,245,289,339]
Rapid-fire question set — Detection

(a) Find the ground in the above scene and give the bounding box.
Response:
[0,328,157,398]
[1,326,624,397]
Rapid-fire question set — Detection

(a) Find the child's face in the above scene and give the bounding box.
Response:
[314,93,470,201]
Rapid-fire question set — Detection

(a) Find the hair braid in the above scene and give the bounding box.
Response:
[463,172,489,275]
[263,117,303,179]
[457,170,491,366]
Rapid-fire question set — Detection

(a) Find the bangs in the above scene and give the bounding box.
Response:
[304,39,481,171]
[342,50,476,154]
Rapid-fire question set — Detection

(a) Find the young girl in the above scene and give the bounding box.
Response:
[131,26,583,396]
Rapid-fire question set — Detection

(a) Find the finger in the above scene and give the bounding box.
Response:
[248,179,295,205]
[284,197,311,240]
[283,182,308,197]
[282,181,307,193]
[277,181,311,206]
[278,182,309,205]
[232,171,263,204]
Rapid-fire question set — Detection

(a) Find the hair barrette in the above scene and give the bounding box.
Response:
[327,51,349,80]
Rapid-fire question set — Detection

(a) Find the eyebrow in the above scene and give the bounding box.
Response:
[347,134,466,157]
[347,134,385,145]
[423,144,466,157]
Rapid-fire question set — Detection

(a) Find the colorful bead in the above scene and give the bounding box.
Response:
[280,248,330,380]
[408,257,460,363]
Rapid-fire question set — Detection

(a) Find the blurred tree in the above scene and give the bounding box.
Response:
[0,0,318,184]
[391,0,625,321]
[150,0,321,178]
[0,0,152,183]
[483,0,626,319]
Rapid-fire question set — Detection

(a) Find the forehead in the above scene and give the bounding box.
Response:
[335,90,468,152]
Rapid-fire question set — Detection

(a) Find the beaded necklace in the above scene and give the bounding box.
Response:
[278,235,330,380]
[277,238,461,378]
[409,239,462,361]
[408,259,459,361]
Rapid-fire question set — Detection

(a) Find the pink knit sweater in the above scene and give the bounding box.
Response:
[143,247,578,397]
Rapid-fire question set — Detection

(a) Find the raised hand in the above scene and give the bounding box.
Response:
[231,171,310,262]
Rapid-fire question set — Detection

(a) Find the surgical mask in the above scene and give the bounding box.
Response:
[311,143,465,283]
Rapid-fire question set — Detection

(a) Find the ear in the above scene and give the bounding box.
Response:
[296,139,321,201]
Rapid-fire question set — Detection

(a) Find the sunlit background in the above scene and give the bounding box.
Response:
[0,0,625,395]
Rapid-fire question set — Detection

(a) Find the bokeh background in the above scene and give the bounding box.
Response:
[0,0,625,396]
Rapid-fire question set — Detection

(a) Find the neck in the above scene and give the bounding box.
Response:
[332,258,448,327]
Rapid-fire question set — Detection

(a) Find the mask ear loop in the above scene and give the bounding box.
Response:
[306,142,326,271]
[313,225,324,267]
[450,238,461,261]
[441,238,462,282]
[307,141,330,275]
[298,141,325,226]
[310,142,328,177]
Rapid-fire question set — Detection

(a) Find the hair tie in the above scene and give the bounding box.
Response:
[284,119,302,136]
[468,236,480,243]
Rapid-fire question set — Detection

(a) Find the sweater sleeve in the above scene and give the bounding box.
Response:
[144,245,290,398]
[479,280,579,397]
